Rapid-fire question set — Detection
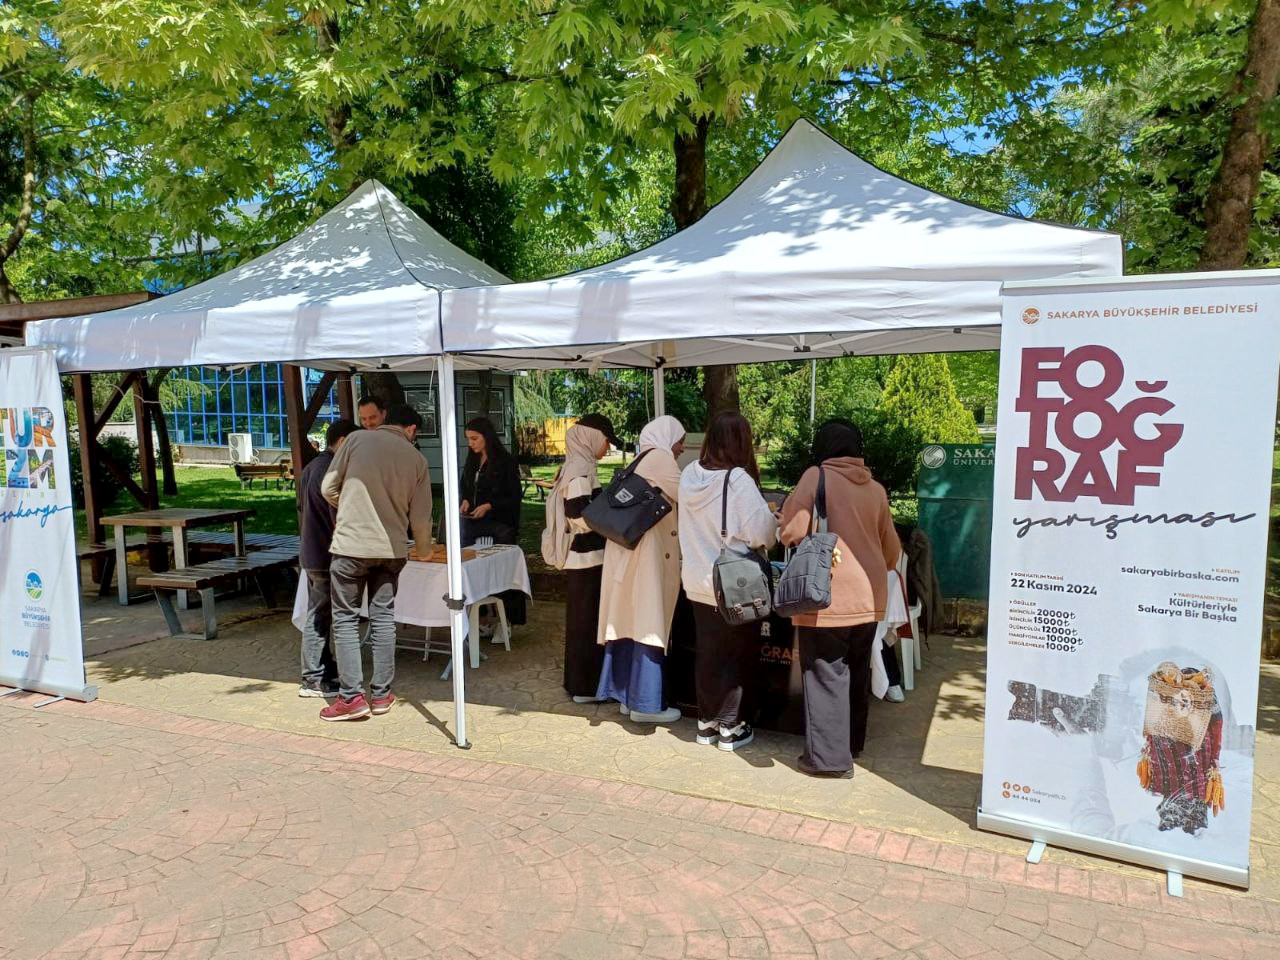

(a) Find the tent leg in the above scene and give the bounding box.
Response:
[437,354,470,749]
[809,359,817,427]
[653,366,665,418]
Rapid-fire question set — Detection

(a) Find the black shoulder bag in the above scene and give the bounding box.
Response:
[581,449,672,549]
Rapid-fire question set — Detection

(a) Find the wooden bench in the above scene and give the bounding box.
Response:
[187,531,301,555]
[77,539,157,599]
[519,464,556,500]
[137,550,299,640]
[233,462,294,489]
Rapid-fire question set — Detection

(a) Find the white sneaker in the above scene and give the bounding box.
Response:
[618,702,630,715]
[572,695,605,704]
[695,719,718,745]
[886,685,906,703]
[628,707,682,724]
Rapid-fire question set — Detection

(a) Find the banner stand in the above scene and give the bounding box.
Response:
[981,271,1280,893]
[0,681,98,703]
[0,347,95,704]
[976,810,1247,890]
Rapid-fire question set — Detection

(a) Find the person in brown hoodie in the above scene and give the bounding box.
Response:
[779,419,901,776]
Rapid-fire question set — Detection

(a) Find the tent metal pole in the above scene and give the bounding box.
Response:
[653,366,665,418]
[436,354,470,749]
[809,359,817,427]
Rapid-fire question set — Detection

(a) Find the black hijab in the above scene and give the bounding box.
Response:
[811,418,864,464]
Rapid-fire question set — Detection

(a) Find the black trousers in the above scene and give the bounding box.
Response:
[691,601,762,728]
[563,566,605,697]
[798,622,877,772]
[881,642,903,687]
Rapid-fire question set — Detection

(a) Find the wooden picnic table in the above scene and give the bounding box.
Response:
[101,507,255,608]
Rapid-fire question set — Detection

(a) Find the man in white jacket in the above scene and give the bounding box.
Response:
[678,413,778,751]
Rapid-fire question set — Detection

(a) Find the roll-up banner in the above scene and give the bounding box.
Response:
[981,271,1280,888]
[0,347,95,702]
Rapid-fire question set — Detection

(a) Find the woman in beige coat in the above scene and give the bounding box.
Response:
[596,415,685,724]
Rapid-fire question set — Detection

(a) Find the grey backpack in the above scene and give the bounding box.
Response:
[711,469,774,626]
[773,467,837,617]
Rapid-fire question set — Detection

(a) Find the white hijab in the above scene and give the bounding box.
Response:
[637,415,685,453]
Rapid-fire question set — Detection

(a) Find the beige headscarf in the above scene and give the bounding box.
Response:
[541,424,607,569]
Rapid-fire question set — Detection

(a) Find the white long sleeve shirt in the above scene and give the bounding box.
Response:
[678,462,779,607]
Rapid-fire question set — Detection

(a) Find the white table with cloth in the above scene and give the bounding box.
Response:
[291,545,532,672]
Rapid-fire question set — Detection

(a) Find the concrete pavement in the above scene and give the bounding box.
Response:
[3,693,1278,960]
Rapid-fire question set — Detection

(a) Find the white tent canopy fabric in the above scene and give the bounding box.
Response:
[442,119,1122,370]
[25,180,508,374]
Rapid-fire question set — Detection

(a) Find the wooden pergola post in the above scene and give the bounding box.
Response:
[133,373,164,567]
[336,372,355,421]
[283,365,310,483]
[72,374,104,547]
[283,365,342,482]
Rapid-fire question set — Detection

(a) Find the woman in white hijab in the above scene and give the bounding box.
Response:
[540,414,617,702]
[595,415,686,724]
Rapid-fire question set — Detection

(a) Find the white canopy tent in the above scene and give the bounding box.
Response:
[27,119,1124,750]
[440,119,1123,376]
[26,180,507,372]
[26,179,509,749]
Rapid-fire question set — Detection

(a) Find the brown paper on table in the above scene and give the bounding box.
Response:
[410,545,476,564]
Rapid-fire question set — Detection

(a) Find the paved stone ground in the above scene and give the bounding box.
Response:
[74,589,1280,902]
[3,694,1278,960]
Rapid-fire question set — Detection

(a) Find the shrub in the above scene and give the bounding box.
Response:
[68,434,140,510]
[770,407,920,497]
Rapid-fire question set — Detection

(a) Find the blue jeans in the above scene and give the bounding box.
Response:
[330,556,406,700]
[300,569,339,685]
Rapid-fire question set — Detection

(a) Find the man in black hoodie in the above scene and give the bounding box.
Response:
[296,418,357,697]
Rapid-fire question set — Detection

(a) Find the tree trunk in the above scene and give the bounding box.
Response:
[0,92,39,305]
[0,262,20,305]
[673,116,739,428]
[1198,0,1280,270]
[316,16,358,154]
[148,371,179,497]
[361,372,405,407]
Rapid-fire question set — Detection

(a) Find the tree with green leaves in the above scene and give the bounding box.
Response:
[878,355,979,445]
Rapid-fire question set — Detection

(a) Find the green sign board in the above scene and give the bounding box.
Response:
[915,444,994,600]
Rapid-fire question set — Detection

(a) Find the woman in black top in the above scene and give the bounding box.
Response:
[460,416,525,623]
[461,417,521,541]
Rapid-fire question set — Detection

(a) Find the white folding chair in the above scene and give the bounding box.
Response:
[471,595,511,652]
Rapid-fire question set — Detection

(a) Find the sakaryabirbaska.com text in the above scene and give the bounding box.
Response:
[1121,565,1240,584]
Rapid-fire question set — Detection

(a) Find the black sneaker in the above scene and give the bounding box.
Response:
[717,723,754,752]
[695,720,718,746]
[298,679,340,698]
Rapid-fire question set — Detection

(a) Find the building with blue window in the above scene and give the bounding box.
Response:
[165,364,515,474]
[166,365,342,453]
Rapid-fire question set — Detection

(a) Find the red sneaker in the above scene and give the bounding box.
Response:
[370,692,396,715]
[320,694,371,721]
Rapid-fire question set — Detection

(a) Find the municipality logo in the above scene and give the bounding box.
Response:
[920,445,947,469]
[25,570,43,601]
